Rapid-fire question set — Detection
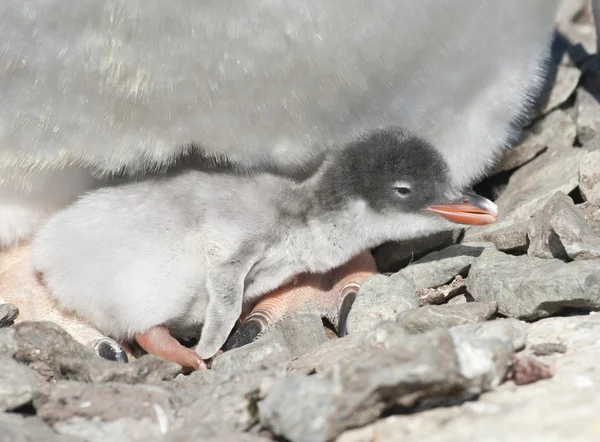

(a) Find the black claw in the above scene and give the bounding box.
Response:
[336,290,358,337]
[94,339,129,363]
[222,318,264,352]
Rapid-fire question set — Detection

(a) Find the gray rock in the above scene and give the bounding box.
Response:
[493,147,585,220]
[0,356,45,412]
[56,354,181,384]
[581,133,600,152]
[463,220,529,253]
[12,321,95,380]
[415,275,467,306]
[0,327,17,357]
[399,244,491,288]
[0,304,19,328]
[579,150,600,202]
[494,109,576,173]
[374,229,463,273]
[54,417,166,442]
[575,88,600,144]
[37,382,174,427]
[212,327,292,374]
[168,428,270,442]
[450,318,528,352]
[259,327,514,442]
[527,191,600,260]
[396,302,497,333]
[346,274,417,334]
[537,64,581,117]
[467,248,600,320]
[275,311,328,358]
[577,200,600,235]
[0,413,83,442]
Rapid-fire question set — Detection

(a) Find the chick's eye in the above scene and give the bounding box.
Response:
[394,186,412,196]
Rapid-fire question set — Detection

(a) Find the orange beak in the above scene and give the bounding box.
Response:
[426,193,498,226]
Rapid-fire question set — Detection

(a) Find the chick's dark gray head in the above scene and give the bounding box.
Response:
[322,127,453,213]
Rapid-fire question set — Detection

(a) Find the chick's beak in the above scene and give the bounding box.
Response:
[425,192,498,226]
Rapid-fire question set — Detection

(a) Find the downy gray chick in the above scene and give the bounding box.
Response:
[32,127,497,359]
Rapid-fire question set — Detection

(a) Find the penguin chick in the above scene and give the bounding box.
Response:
[32,127,498,362]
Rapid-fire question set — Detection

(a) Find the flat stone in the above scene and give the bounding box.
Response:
[577,200,600,235]
[345,274,417,334]
[0,413,82,442]
[168,428,271,442]
[463,221,529,253]
[494,110,576,173]
[274,311,328,358]
[537,64,581,117]
[579,150,600,201]
[450,318,528,352]
[416,275,467,306]
[37,382,174,426]
[56,354,181,384]
[0,303,19,328]
[259,326,514,442]
[493,147,585,220]
[396,302,497,333]
[398,244,491,289]
[575,88,600,144]
[54,417,165,441]
[0,356,45,412]
[467,248,600,321]
[527,191,600,260]
[12,321,95,380]
[212,328,293,374]
[0,327,17,357]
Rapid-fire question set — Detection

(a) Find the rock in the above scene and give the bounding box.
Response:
[463,220,529,253]
[493,147,585,220]
[212,328,292,374]
[494,110,576,173]
[399,244,491,288]
[575,88,600,144]
[259,326,514,442]
[529,342,567,357]
[12,321,95,380]
[450,318,528,352]
[579,150,600,201]
[0,413,82,442]
[374,229,463,273]
[396,302,497,333]
[274,311,328,358]
[415,275,467,306]
[509,354,554,386]
[577,200,600,235]
[0,327,17,356]
[527,191,600,260]
[467,248,600,320]
[345,274,417,334]
[0,303,19,328]
[537,65,581,117]
[54,417,166,441]
[0,356,45,412]
[56,354,181,384]
[168,428,271,442]
[581,133,600,152]
[37,382,174,427]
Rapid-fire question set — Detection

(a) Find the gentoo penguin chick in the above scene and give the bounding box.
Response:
[32,127,498,369]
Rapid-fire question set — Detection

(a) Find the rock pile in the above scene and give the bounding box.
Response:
[1,1,600,441]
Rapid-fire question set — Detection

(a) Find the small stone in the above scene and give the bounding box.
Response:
[396,302,497,333]
[463,221,529,253]
[0,327,17,357]
[212,328,292,374]
[450,318,528,352]
[494,110,576,173]
[167,429,270,442]
[38,382,174,426]
[577,200,600,235]
[527,191,600,260]
[345,274,417,334]
[530,342,568,356]
[447,294,469,305]
[0,356,45,412]
[576,88,600,145]
[467,248,600,321]
[579,150,600,201]
[0,413,81,442]
[537,64,581,117]
[56,354,181,384]
[416,275,467,305]
[12,321,95,380]
[275,311,327,358]
[510,354,554,386]
[493,147,585,220]
[399,244,490,289]
[0,304,19,328]
[581,134,600,152]
[54,417,165,441]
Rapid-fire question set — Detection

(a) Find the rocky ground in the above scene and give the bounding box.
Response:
[2,1,600,441]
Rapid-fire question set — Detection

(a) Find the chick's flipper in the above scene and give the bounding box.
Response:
[223,251,377,351]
